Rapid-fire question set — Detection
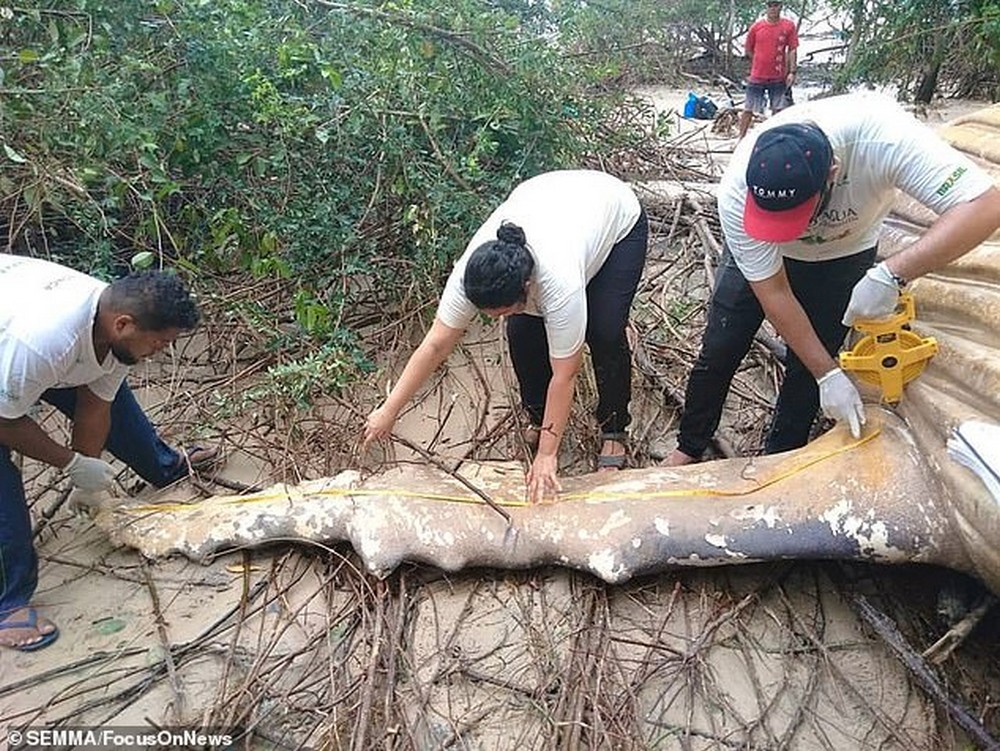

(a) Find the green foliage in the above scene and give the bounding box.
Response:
[245,342,372,412]
[7,0,991,411]
[1,0,642,405]
[539,0,802,86]
[829,0,1000,101]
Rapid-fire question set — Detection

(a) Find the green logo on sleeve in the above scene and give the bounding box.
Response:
[936,166,968,196]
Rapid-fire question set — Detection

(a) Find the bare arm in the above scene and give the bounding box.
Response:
[749,268,837,378]
[744,23,755,58]
[71,385,112,457]
[526,349,582,504]
[0,384,112,470]
[0,415,74,468]
[786,47,798,85]
[363,317,465,446]
[885,186,1000,282]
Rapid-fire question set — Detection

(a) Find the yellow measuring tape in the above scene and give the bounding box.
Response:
[123,427,882,516]
[839,293,938,404]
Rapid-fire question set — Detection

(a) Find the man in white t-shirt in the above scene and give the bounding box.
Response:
[0,255,214,650]
[667,94,1000,465]
[363,170,647,503]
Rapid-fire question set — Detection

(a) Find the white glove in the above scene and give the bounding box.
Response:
[64,452,115,491]
[817,368,865,439]
[842,262,902,326]
[67,487,116,515]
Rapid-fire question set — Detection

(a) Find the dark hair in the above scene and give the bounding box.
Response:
[463,222,535,309]
[103,271,200,331]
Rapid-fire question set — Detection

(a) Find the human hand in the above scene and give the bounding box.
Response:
[64,452,115,491]
[526,452,562,504]
[817,368,866,438]
[842,262,901,325]
[67,486,118,514]
[362,404,398,448]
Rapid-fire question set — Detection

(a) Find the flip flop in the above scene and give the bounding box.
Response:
[179,445,223,473]
[597,431,629,471]
[597,453,627,470]
[0,607,60,652]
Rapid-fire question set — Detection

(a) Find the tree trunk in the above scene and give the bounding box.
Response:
[913,60,942,104]
[836,0,868,93]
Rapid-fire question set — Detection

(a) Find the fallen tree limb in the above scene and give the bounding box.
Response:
[852,593,999,750]
[923,594,999,665]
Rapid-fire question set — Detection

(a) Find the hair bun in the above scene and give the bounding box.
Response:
[496,222,526,247]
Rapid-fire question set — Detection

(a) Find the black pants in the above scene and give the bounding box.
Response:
[677,244,876,458]
[507,209,648,435]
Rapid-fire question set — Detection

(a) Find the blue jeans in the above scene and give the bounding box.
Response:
[507,209,648,435]
[0,384,183,618]
[677,245,877,459]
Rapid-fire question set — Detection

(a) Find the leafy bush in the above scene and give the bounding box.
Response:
[830,0,1000,101]
[2,0,648,402]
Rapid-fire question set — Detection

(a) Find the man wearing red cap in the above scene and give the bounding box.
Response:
[666,93,1000,466]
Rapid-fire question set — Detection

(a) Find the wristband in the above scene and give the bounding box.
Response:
[886,267,907,288]
[871,261,907,289]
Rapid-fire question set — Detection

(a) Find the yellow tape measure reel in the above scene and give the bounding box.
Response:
[839,292,938,404]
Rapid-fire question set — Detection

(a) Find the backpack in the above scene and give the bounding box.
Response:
[694,96,718,120]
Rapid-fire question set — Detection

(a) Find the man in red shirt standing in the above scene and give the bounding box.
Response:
[738,0,799,140]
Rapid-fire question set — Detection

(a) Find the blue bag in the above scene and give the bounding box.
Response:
[683,92,698,118]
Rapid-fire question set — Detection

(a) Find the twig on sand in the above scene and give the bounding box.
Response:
[852,593,1000,751]
[923,595,998,665]
[142,559,185,722]
[391,434,513,528]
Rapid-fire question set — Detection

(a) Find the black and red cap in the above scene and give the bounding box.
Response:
[743,122,833,242]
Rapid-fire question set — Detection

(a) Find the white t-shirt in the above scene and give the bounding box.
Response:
[0,254,128,419]
[719,93,996,281]
[436,170,641,358]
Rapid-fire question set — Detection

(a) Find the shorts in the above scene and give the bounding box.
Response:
[744,81,792,114]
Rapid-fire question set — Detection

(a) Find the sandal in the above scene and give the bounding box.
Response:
[178,445,223,474]
[597,432,629,471]
[0,607,60,652]
[597,453,627,470]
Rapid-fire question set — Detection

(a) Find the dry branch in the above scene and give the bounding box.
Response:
[853,593,1000,750]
